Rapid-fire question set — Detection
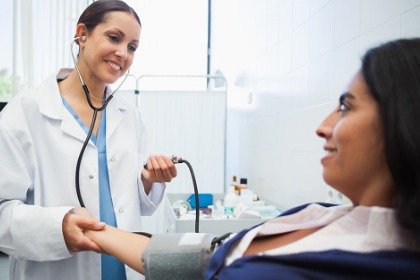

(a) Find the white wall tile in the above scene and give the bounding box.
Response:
[331,38,361,100]
[361,0,401,33]
[402,7,420,37]
[293,0,311,29]
[332,0,361,47]
[292,23,310,69]
[310,0,331,14]
[289,152,328,200]
[276,0,294,39]
[276,38,293,77]
[308,53,332,101]
[287,105,326,152]
[403,0,420,12]
[361,17,401,54]
[309,2,333,60]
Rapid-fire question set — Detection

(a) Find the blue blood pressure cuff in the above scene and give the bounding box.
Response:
[142,232,228,280]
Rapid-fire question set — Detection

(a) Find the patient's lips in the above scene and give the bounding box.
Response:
[321,145,337,164]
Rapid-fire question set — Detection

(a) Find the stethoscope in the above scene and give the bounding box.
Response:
[71,36,130,207]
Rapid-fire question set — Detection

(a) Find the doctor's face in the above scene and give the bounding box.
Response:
[79,11,140,84]
[316,71,392,206]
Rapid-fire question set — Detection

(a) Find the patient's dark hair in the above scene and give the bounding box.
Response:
[77,0,141,31]
[361,38,420,235]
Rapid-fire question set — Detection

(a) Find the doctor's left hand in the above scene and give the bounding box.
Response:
[141,155,177,194]
[62,207,105,253]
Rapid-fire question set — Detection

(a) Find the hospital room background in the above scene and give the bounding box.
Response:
[1,0,420,273]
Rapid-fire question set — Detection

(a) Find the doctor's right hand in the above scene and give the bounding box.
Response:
[62,208,105,253]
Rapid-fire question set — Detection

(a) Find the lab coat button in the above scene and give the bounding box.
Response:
[89,174,94,179]
[110,155,116,162]
[119,208,124,213]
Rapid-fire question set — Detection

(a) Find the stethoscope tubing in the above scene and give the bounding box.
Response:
[71,37,129,207]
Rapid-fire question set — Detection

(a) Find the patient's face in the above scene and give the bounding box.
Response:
[316,71,393,206]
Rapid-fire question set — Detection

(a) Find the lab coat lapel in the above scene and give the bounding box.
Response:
[38,71,93,143]
[106,97,126,143]
[60,111,92,142]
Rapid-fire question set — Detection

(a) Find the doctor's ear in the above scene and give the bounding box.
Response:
[75,23,88,44]
[76,35,87,48]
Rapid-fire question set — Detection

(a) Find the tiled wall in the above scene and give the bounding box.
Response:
[212,0,420,210]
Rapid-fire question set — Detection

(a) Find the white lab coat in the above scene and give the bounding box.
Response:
[0,70,165,280]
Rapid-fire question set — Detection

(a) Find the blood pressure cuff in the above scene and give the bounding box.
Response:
[142,233,219,280]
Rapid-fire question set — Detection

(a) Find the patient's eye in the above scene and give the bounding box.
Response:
[338,102,349,113]
[338,93,351,114]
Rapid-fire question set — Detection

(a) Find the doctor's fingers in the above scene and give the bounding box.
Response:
[70,233,103,253]
[72,234,103,253]
[160,156,177,177]
[62,214,104,253]
[149,155,176,182]
[72,207,95,218]
[74,215,106,231]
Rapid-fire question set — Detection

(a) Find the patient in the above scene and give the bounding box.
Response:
[80,38,420,279]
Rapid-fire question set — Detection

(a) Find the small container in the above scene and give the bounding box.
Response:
[231,175,238,185]
[230,175,241,196]
[187,193,213,209]
[239,178,248,190]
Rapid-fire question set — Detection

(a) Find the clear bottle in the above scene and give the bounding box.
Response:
[224,185,238,218]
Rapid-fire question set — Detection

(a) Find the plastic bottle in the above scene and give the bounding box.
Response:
[224,185,238,218]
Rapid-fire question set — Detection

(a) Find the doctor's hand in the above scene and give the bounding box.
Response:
[141,155,177,194]
[62,207,105,253]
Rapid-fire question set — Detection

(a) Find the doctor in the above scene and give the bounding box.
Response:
[0,1,176,279]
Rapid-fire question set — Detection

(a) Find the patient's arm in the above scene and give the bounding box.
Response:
[73,207,150,274]
[85,225,150,274]
[77,207,218,277]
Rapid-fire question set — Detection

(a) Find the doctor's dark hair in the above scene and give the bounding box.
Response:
[361,38,420,235]
[77,0,141,31]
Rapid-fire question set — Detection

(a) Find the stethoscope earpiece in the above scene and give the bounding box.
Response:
[70,37,130,111]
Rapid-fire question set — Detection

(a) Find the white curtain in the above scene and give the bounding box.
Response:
[13,0,92,93]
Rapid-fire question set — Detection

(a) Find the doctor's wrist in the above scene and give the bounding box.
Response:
[141,172,153,195]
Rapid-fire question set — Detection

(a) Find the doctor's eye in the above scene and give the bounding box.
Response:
[108,34,120,43]
[128,44,138,53]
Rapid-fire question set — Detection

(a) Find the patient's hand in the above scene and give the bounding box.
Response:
[62,207,105,253]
